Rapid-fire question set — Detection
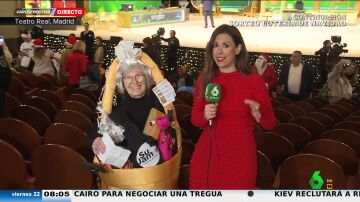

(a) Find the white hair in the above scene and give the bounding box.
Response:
[117,62,152,95]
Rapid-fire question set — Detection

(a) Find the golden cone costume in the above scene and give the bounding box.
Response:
[95,41,182,189]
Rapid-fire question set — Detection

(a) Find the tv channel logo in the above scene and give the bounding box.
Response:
[309,171,324,189]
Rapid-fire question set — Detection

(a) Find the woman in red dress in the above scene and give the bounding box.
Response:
[190,24,276,189]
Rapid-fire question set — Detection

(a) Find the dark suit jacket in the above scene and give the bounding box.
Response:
[80,30,95,60]
[278,63,313,100]
[315,48,337,70]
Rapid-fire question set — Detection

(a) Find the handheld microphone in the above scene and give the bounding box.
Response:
[205,83,221,126]
[204,83,221,189]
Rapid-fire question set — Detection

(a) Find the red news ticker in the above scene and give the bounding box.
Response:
[54,8,86,17]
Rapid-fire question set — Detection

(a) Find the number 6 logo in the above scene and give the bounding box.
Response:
[309,171,324,189]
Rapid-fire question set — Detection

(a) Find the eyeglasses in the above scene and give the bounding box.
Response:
[122,73,145,84]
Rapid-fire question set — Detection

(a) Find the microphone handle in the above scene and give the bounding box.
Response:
[208,101,217,127]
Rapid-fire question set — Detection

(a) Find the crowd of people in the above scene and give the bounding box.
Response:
[15,24,103,90]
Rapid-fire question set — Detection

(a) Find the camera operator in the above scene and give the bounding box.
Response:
[151,27,165,52]
[325,59,358,104]
[329,35,348,66]
[161,30,180,85]
[151,27,165,67]
[315,40,333,86]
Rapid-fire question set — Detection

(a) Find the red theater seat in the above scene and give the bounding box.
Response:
[44,123,93,162]
[278,154,346,189]
[0,118,41,160]
[0,140,32,189]
[54,110,92,133]
[31,144,93,189]
[256,150,275,189]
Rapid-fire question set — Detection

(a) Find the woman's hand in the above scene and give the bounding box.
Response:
[92,137,106,155]
[92,137,112,170]
[98,160,112,170]
[244,99,261,123]
[204,103,218,121]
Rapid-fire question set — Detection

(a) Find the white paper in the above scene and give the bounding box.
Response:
[97,133,131,168]
[152,79,176,107]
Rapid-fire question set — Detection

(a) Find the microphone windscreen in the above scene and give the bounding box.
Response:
[205,83,221,103]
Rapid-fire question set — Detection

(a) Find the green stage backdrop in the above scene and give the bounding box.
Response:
[217,1,249,12]
[89,0,356,14]
[319,0,355,12]
[265,0,355,13]
[89,0,162,13]
[89,0,250,13]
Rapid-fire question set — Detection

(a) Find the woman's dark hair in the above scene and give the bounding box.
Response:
[199,24,251,98]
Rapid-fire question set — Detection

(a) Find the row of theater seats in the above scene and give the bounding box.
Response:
[256,97,360,189]
[0,71,100,189]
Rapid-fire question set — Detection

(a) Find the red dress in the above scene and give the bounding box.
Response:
[190,71,276,189]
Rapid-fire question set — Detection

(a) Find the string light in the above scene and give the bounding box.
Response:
[44,34,360,90]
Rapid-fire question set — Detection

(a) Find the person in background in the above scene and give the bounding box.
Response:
[152,27,165,52]
[59,34,76,85]
[142,37,161,67]
[94,36,104,72]
[80,22,95,64]
[31,25,45,41]
[64,40,88,89]
[31,39,55,76]
[151,27,165,67]
[190,24,276,189]
[278,51,313,101]
[177,75,195,95]
[60,35,76,68]
[93,36,105,81]
[161,30,180,85]
[18,32,34,69]
[294,0,304,10]
[326,59,358,104]
[0,46,12,118]
[315,40,333,87]
[177,65,189,89]
[252,53,277,97]
[0,40,13,68]
[202,0,215,28]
